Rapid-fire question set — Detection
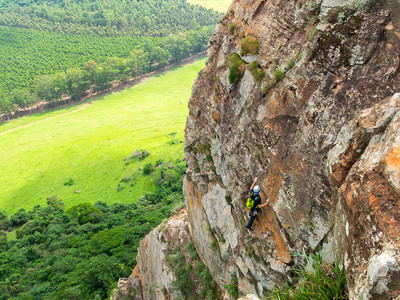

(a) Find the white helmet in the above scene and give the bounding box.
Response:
[253,185,260,193]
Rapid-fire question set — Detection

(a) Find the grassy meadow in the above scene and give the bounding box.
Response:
[0,58,206,214]
[188,0,232,12]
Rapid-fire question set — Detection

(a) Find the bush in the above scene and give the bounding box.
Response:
[229,24,236,34]
[131,149,150,160]
[240,36,259,55]
[228,53,246,84]
[10,208,28,227]
[272,67,284,84]
[185,242,198,260]
[0,211,10,230]
[224,274,238,299]
[248,61,265,81]
[143,163,155,175]
[64,178,74,186]
[66,203,103,225]
[266,252,348,300]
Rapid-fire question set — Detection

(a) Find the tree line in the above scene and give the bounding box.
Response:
[0,27,212,118]
[0,0,221,37]
[0,0,221,116]
[0,161,187,299]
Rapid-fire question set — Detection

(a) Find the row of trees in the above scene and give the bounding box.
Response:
[0,0,221,37]
[0,161,187,299]
[0,27,212,117]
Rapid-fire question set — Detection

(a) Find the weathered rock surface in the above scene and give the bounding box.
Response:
[183,0,400,298]
[115,0,400,298]
[112,210,189,300]
[329,93,400,299]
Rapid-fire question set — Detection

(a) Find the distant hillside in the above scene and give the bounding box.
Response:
[0,0,221,113]
[0,0,220,37]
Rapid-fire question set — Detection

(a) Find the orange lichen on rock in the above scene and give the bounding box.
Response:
[264,168,283,204]
[142,235,148,248]
[384,147,400,171]
[131,265,139,277]
[368,173,400,239]
[259,206,291,263]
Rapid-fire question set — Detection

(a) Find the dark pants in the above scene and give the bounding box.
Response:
[246,209,258,229]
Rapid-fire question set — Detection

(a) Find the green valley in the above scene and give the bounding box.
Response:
[0,57,206,214]
[0,0,220,114]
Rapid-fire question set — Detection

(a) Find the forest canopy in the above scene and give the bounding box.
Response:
[0,161,187,299]
[0,0,221,37]
[0,0,221,115]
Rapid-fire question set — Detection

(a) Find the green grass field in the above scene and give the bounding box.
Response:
[188,0,232,12]
[0,57,206,214]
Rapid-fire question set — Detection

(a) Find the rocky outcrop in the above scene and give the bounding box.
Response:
[112,210,189,300]
[115,0,400,299]
[183,0,400,298]
[329,93,400,298]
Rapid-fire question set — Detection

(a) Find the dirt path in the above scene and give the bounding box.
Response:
[0,52,206,137]
[0,102,92,137]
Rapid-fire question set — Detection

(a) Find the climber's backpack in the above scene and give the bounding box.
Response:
[246,192,260,210]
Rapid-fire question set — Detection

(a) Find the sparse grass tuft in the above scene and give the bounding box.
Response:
[167,243,219,299]
[240,36,259,55]
[229,24,236,34]
[286,59,296,70]
[228,53,246,84]
[308,27,317,41]
[266,252,348,300]
[224,273,238,299]
[185,241,199,260]
[272,66,284,84]
[248,61,265,81]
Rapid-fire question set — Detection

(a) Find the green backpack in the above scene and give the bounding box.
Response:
[246,193,260,209]
[246,197,254,209]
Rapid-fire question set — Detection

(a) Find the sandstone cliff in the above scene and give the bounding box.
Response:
[183,0,400,298]
[116,0,400,299]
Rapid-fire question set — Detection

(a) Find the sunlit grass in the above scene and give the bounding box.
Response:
[188,0,232,12]
[0,57,206,214]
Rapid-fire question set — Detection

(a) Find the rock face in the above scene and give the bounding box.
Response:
[112,210,189,300]
[183,0,400,298]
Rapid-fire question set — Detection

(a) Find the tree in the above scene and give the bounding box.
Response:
[149,46,171,69]
[35,73,66,103]
[103,57,129,82]
[128,49,150,76]
[66,203,103,225]
[10,208,28,227]
[46,195,64,212]
[0,94,12,119]
[83,60,99,86]
[10,89,37,110]
[0,211,10,230]
[65,68,88,101]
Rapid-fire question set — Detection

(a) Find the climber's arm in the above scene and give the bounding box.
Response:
[258,199,269,208]
[250,177,257,191]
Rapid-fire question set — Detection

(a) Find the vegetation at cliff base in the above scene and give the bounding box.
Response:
[0,161,186,299]
[167,241,219,299]
[0,58,205,214]
[266,252,348,300]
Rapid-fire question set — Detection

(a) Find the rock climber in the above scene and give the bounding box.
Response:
[246,177,269,231]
